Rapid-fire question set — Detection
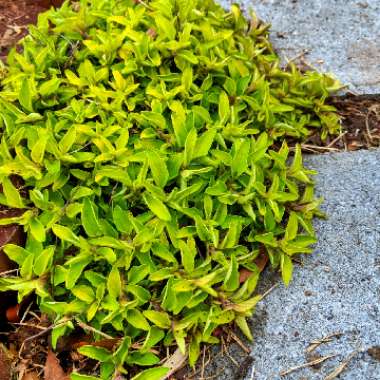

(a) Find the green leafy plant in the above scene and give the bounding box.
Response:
[0,0,340,378]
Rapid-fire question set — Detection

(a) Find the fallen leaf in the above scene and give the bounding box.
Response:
[44,350,69,380]
[22,371,40,380]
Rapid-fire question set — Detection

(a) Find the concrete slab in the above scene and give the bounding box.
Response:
[217,0,380,94]
[203,149,380,379]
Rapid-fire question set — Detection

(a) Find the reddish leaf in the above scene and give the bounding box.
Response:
[6,304,20,323]
[212,327,222,337]
[254,245,269,272]
[239,268,253,284]
[44,350,69,380]
[239,246,269,283]
[22,372,40,380]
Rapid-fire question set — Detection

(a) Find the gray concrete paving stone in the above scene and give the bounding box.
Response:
[216,0,380,94]
[202,149,380,379]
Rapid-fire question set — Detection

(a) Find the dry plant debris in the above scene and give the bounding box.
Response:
[323,347,361,380]
[309,94,380,151]
[44,350,70,380]
[367,346,380,362]
[279,354,337,377]
[306,332,343,354]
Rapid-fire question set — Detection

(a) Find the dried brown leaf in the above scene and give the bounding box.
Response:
[22,371,41,380]
[44,350,69,380]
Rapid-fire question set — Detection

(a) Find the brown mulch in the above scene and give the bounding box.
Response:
[0,0,63,60]
[280,93,380,154]
[329,94,380,150]
[297,94,380,154]
[0,310,99,379]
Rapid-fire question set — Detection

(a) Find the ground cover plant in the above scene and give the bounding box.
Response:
[0,0,341,378]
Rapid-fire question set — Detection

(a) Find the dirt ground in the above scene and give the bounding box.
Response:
[0,0,63,60]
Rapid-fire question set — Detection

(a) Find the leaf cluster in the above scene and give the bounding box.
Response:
[0,0,340,378]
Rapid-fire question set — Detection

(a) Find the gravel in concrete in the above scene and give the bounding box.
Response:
[216,0,380,94]
[203,149,380,380]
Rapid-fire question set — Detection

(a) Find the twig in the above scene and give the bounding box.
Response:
[135,0,152,9]
[18,319,71,360]
[162,347,188,379]
[28,311,41,322]
[22,325,55,343]
[324,347,360,380]
[262,283,279,299]
[11,322,46,331]
[326,132,347,148]
[285,49,310,65]
[228,329,251,354]
[300,146,323,154]
[365,110,374,143]
[0,268,19,277]
[201,345,206,379]
[343,132,348,151]
[20,302,33,324]
[221,336,239,367]
[280,354,336,376]
[306,332,343,353]
[223,328,251,354]
[225,350,239,367]
[301,144,340,152]
[187,349,212,380]
[75,319,114,340]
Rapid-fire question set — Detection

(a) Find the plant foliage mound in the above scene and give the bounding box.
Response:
[0,0,340,378]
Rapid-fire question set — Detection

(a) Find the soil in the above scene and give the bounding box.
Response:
[329,94,380,150]
[296,94,380,153]
[0,0,63,60]
[367,346,380,362]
